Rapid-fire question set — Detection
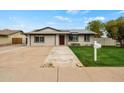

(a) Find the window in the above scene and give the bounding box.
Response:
[35,37,39,43]
[84,34,90,42]
[40,37,44,42]
[68,34,78,42]
[34,36,44,43]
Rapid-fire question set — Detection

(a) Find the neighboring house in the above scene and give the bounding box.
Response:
[26,27,96,46]
[0,29,26,46]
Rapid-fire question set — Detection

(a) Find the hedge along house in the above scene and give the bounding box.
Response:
[26,27,96,46]
[0,29,26,46]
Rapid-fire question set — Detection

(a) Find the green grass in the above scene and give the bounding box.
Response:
[69,46,124,67]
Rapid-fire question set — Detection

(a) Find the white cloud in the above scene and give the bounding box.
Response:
[8,16,26,29]
[11,24,24,29]
[66,10,80,15]
[117,10,124,14]
[55,16,72,22]
[8,16,34,32]
[9,16,16,21]
[84,16,105,23]
[66,10,90,15]
[92,16,105,21]
[81,10,90,14]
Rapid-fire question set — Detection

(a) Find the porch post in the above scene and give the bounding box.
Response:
[55,34,56,46]
[27,34,30,46]
[65,34,67,45]
[30,34,31,46]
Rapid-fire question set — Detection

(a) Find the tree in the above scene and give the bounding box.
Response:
[105,20,118,39]
[105,16,124,47]
[116,17,124,47]
[86,20,104,37]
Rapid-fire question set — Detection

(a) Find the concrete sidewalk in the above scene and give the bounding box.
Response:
[58,67,124,82]
[43,46,83,67]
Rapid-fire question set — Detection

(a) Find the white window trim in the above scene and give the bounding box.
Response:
[34,36,45,43]
[68,34,79,42]
[84,34,90,42]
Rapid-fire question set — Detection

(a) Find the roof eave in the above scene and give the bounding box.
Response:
[0,34,8,36]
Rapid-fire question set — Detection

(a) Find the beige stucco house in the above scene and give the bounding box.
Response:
[0,29,26,46]
[26,27,96,46]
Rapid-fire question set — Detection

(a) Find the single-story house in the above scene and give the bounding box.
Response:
[0,29,26,46]
[26,27,96,46]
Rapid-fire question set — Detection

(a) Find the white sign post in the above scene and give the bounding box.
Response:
[93,41,101,62]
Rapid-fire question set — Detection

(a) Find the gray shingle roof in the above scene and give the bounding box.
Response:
[0,29,23,36]
[26,27,96,35]
[61,29,96,34]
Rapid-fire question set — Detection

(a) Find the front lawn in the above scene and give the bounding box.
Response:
[69,46,124,67]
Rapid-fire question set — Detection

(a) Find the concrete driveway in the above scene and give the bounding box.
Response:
[0,45,124,82]
[0,45,56,82]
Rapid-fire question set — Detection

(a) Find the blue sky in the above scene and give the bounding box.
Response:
[0,10,124,32]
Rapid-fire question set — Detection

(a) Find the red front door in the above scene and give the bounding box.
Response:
[59,35,65,45]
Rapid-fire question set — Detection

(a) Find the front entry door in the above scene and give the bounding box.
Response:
[59,35,65,45]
